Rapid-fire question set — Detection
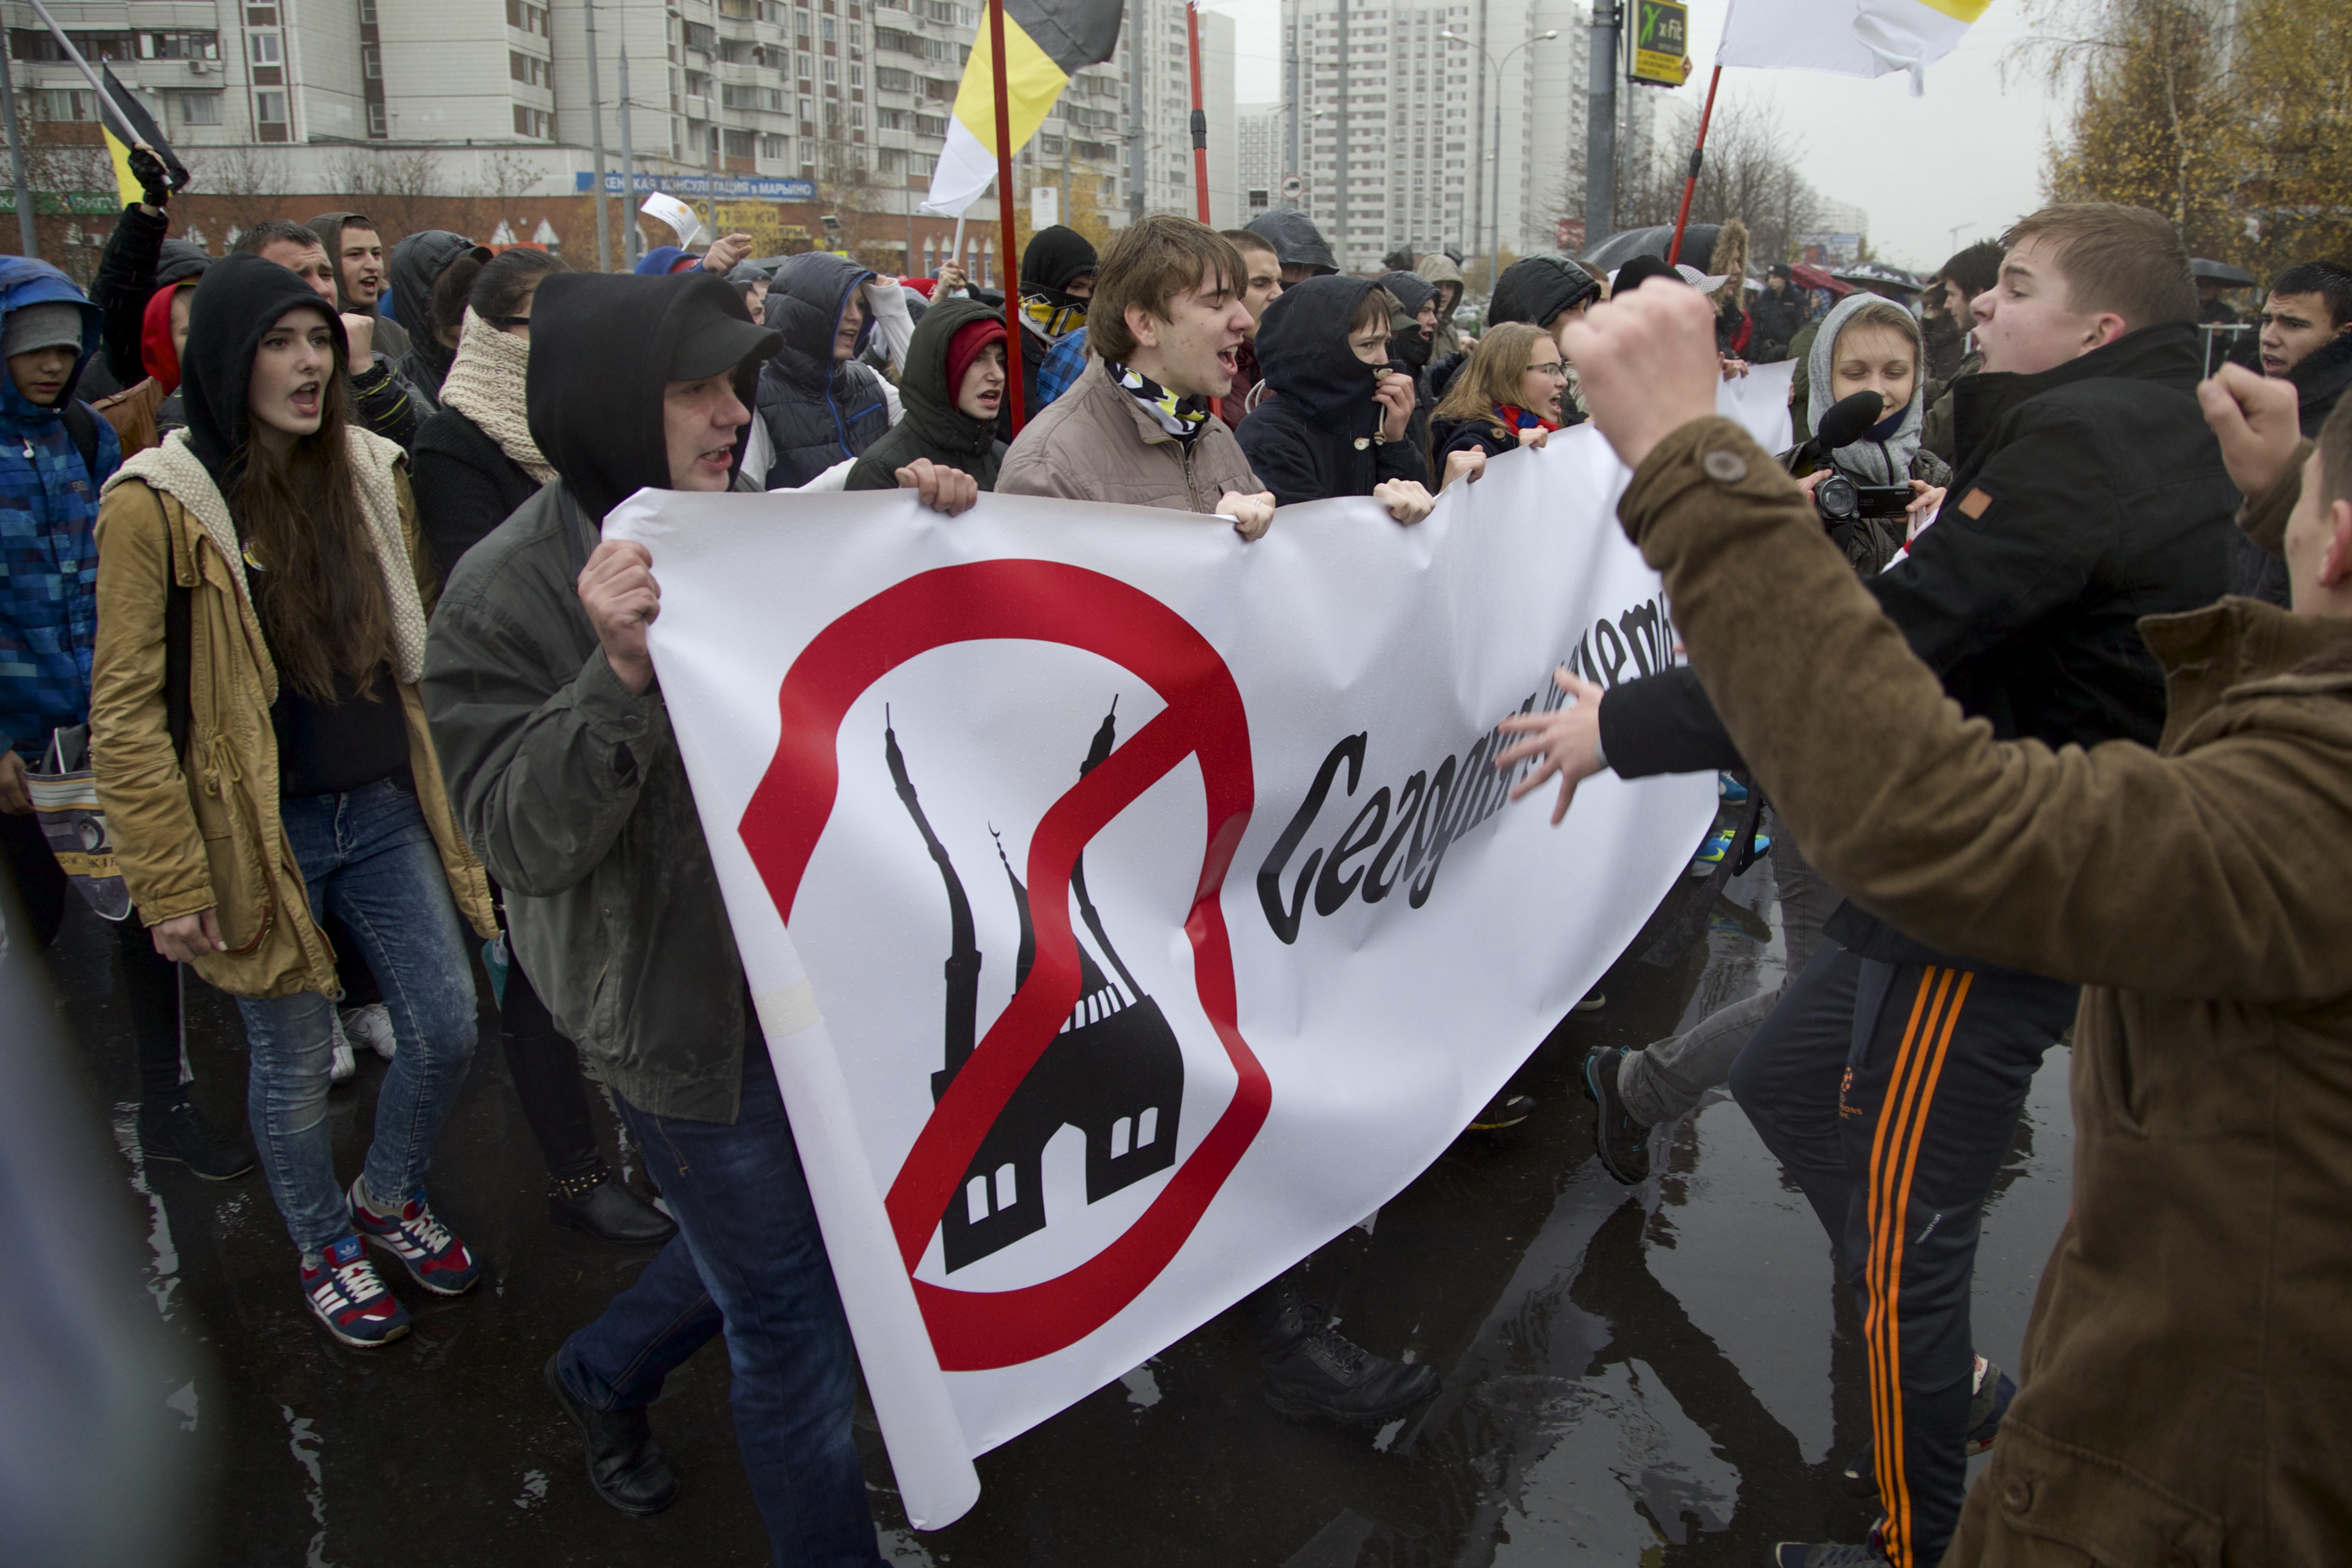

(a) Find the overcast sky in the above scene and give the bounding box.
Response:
[1201,0,2066,270]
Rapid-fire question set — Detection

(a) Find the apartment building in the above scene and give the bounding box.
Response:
[1235,99,1279,212]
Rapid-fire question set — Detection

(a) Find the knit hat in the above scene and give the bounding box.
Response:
[944,314,1006,398]
[3,300,84,359]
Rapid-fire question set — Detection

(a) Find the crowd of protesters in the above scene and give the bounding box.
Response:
[2,133,2348,1567]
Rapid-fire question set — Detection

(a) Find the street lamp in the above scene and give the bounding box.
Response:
[1441,26,1556,287]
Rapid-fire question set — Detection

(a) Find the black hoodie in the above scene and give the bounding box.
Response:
[388,230,485,412]
[1234,276,1428,506]
[1243,210,1337,276]
[180,251,348,481]
[844,295,1007,492]
[1014,225,1096,415]
[527,268,777,522]
[1490,254,1602,331]
[91,203,211,387]
[755,251,890,489]
[305,210,411,360]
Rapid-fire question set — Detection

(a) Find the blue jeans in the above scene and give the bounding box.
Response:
[236,775,480,1256]
[558,1041,879,1567]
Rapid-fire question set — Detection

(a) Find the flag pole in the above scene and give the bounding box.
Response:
[1664,63,1721,265]
[24,0,144,148]
[1184,1,1210,224]
[988,0,1025,432]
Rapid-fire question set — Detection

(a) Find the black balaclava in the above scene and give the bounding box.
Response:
[528,269,778,521]
[1376,270,1437,368]
[1253,275,1386,426]
[1019,224,1098,308]
[1611,254,1689,294]
[180,251,348,481]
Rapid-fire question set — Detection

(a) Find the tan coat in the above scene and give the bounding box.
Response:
[89,428,494,1001]
[1620,418,2352,1566]
[997,356,1261,514]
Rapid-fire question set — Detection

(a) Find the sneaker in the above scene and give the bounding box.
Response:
[1581,1046,1653,1184]
[350,1180,483,1296]
[328,1009,357,1084]
[1689,826,1771,877]
[1574,991,1607,1013]
[341,1001,397,1061]
[1253,1284,1438,1428]
[138,1095,255,1181]
[302,1236,411,1348]
[1717,771,1750,804]
[1465,1092,1534,1132]
[1841,1356,2015,1498]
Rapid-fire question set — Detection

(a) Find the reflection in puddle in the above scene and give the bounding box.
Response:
[283,1407,331,1567]
[110,1101,182,1321]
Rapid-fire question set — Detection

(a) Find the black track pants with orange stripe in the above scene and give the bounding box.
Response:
[1729,943,2076,1567]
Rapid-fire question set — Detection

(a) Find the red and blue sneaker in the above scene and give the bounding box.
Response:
[350,1180,483,1296]
[302,1235,411,1347]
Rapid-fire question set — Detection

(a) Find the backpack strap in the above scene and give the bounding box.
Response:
[62,398,99,485]
[157,488,193,762]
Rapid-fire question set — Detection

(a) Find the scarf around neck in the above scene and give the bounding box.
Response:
[1020,292,1088,345]
[1109,361,1209,442]
[1805,292,1925,489]
[438,307,557,485]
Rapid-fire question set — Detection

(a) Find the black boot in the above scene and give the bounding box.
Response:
[544,1354,680,1516]
[548,1174,677,1247]
[1580,1046,1653,1184]
[1247,1280,1438,1427]
[138,1094,255,1181]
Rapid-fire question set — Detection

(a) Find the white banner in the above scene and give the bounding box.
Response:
[608,427,1718,1529]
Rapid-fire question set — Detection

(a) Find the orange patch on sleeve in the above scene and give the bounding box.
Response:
[1957,488,1992,520]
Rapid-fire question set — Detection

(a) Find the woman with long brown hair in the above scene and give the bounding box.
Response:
[1429,321,1569,488]
[90,251,497,1349]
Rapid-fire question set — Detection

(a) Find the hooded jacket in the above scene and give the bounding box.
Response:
[633,245,705,276]
[1245,210,1337,276]
[0,258,121,757]
[1620,419,2352,1568]
[1377,270,1439,457]
[755,251,891,489]
[1418,252,1468,361]
[90,203,209,388]
[1803,291,1947,491]
[305,211,410,360]
[845,296,1008,492]
[1490,255,1601,332]
[388,230,485,413]
[423,270,782,1124]
[1234,276,1429,506]
[1597,320,2237,968]
[1013,225,1097,417]
[89,252,493,998]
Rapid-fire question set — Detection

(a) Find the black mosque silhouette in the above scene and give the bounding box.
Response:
[887,701,1187,1274]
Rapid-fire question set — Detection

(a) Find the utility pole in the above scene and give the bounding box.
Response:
[1284,0,1299,207]
[1334,0,1348,269]
[584,0,612,272]
[1583,0,1617,248]
[1127,0,1145,224]
[619,46,639,267]
[0,44,34,260]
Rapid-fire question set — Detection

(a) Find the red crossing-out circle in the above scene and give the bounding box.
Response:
[737,558,1268,1371]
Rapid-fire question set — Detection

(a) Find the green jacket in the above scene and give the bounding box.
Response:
[422,479,755,1123]
[1623,419,2352,1566]
[845,295,1007,492]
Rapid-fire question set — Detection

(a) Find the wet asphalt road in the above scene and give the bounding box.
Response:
[38,843,2073,1568]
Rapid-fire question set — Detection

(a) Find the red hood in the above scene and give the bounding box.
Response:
[141,281,194,395]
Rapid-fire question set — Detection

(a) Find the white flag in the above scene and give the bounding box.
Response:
[1717,0,1993,93]
[607,429,1721,1529]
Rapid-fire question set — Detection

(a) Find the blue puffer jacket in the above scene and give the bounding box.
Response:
[0,257,119,758]
[755,251,890,488]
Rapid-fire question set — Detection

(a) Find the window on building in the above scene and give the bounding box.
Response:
[363,44,380,78]
[821,16,837,41]
[367,101,386,136]
[724,128,755,157]
[33,88,94,120]
[798,51,815,79]
[176,91,224,125]
[255,90,288,122]
[359,0,376,20]
[511,104,551,138]
[822,57,837,82]
[133,31,220,60]
[761,132,788,157]
[849,62,862,86]
[876,66,911,91]
[249,31,281,65]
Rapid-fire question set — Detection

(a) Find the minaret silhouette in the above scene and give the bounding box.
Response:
[886,702,1188,1273]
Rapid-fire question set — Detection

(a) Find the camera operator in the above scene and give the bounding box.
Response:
[1788,293,1952,573]
[1526,202,2239,1568]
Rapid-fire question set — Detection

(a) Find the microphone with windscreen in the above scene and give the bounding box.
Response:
[1796,390,1915,526]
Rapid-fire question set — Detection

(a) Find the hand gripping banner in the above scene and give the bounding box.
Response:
[607,427,1718,1527]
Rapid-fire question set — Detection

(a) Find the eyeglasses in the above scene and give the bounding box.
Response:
[1525,362,1568,378]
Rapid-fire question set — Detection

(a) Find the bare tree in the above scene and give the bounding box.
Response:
[1609,97,1823,266]
[470,148,548,239]
[188,142,294,244]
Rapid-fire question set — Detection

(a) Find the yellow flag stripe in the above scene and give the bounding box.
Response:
[104,126,141,208]
[949,11,1070,155]
[1911,0,1993,22]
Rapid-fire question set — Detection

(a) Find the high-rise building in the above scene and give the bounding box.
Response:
[1120,0,1237,229]
[1235,101,1281,216]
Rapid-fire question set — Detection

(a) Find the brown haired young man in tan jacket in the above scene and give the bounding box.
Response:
[1502,281,2352,1567]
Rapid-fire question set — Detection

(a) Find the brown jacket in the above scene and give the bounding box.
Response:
[997,356,1260,514]
[90,428,495,1001]
[1620,418,2352,1566]
[91,375,165,458]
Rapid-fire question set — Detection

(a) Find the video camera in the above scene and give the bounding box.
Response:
[1793,391,1913,525]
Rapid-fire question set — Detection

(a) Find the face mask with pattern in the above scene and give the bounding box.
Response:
[1108,360,1209,441]
[1019,293,1088,344]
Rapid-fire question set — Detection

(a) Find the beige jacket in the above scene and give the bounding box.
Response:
[89,428,495,1001]
[997,356,1260,514]
[1622,418,2352,1567]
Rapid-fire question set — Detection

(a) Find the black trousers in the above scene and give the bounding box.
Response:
[1729,942,2076,1568]
[4,807,186,1102]
[499,953,607,1187]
